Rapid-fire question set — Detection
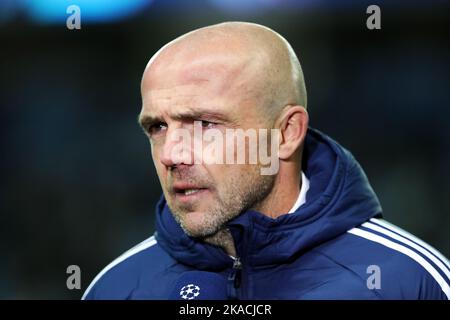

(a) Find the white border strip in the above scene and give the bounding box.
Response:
[363,222,450,281]
[348,228,450,299]
[81,236,157,300]
[370,218,450,271]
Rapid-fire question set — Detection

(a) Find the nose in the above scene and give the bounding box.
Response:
[160,125,193,168]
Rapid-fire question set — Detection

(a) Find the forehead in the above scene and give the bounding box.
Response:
[141,53,260,119]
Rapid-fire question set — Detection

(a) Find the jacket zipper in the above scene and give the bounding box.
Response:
[227,257,242,299]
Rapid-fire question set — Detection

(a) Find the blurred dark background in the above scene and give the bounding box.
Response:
[1,0,449,299]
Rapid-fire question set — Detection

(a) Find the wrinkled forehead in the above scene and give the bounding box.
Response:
[141,50,263,118]
[152,53,246,86]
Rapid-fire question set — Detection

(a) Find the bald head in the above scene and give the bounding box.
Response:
[141,22,307,122]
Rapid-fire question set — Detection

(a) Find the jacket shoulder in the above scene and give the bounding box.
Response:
[82,235,179,300]
[313,218,450,300]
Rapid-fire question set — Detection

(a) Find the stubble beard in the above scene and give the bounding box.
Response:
[168,165,275,241]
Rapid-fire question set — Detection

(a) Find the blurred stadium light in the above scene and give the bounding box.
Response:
[1,0,447,25]
[21,0,153,23]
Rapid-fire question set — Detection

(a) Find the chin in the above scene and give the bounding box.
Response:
[180,210,219,238]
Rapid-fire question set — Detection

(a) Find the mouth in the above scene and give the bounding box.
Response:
[181,188,203,195]
[172,184,210,202]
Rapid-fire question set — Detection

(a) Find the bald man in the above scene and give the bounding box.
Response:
[83,22,450,300]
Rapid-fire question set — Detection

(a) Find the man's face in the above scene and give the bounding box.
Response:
[140,53,276,238]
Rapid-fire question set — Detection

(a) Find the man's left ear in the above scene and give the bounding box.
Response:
[276,105,309,160]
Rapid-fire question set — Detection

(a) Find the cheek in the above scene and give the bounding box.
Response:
[150,145,166,179]
[150,139,164,165]
[200,164,224,193]
[150,138,158,158]
[208,164,242,191]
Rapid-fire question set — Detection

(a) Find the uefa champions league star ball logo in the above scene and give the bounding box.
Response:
[180,284,201,300]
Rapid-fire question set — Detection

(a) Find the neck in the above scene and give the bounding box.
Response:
[203,228,237,257]
[253,160,302,218]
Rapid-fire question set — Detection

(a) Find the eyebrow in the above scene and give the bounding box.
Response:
[138,114,161,129]
[138,108,233,129]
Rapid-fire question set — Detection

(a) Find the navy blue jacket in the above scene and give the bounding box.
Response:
[83,128,450,300]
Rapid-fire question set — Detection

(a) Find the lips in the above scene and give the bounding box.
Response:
[183,189,202,196]
[175,188,205,196]
[172,183,208,196]
[172,187,209,204]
